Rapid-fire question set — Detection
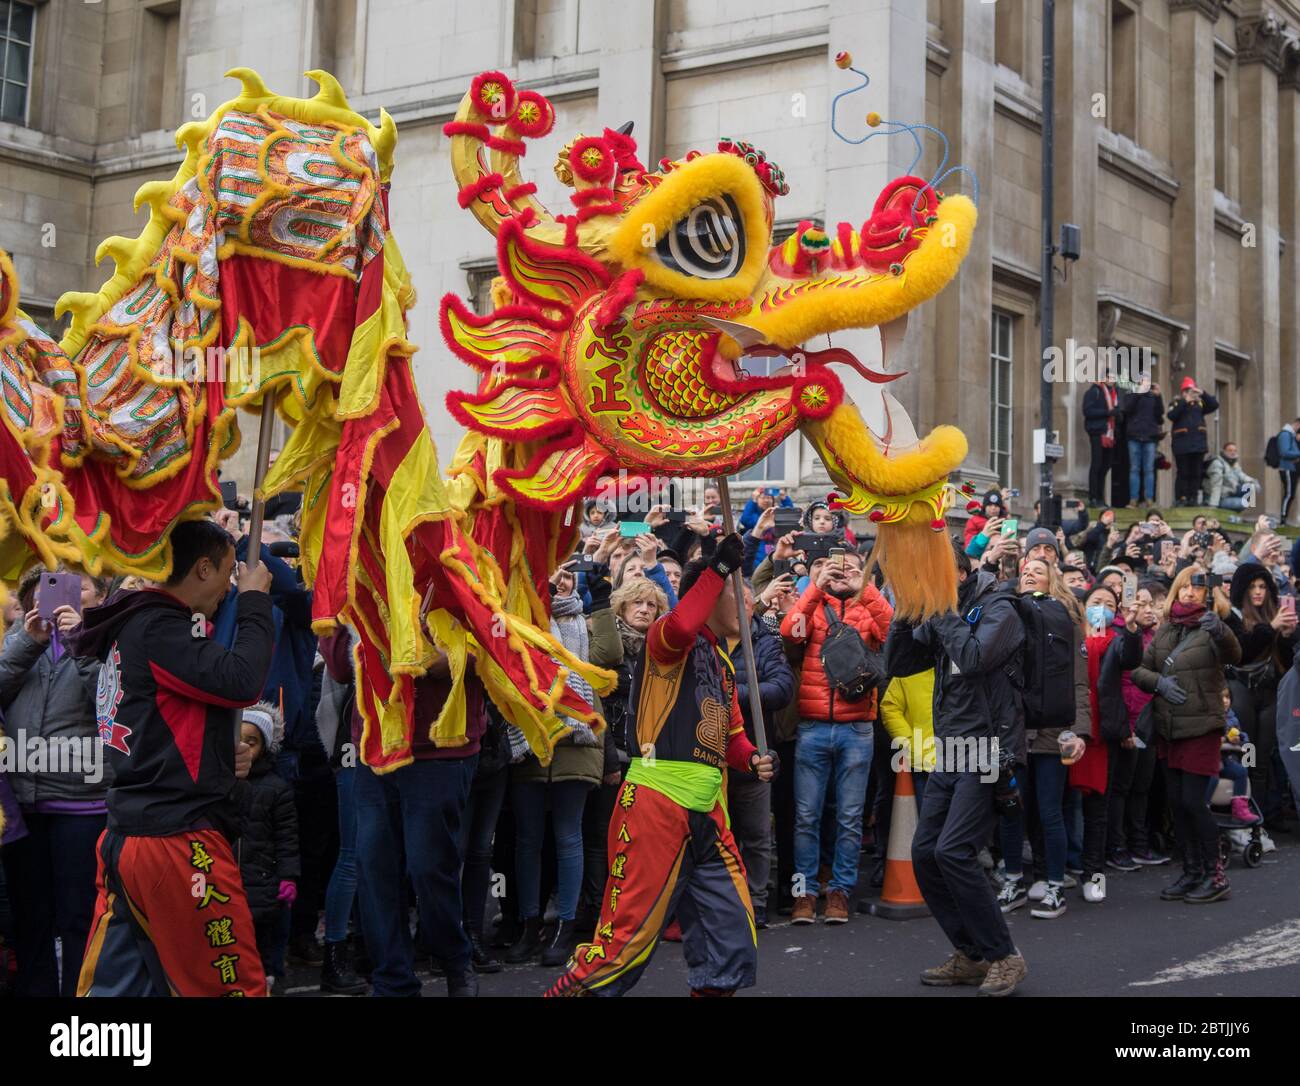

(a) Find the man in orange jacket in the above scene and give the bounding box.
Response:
[781,551,892,924]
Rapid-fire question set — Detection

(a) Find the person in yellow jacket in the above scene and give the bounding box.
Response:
[862,670,937,893]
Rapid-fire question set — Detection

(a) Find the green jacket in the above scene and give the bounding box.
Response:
[512,607,622,787]
[1131,619,1240,742]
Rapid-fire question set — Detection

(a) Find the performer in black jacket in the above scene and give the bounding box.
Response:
[75,520,275,997]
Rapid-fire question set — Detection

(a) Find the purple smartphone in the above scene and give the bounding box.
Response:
[36,571,83,620]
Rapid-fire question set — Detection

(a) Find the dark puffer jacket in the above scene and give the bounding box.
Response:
[1227,561,1295,673]
[232,757,300,922]
[1167,392,1219,456]
[885,571,1025,770]
[1130,618,1240,742]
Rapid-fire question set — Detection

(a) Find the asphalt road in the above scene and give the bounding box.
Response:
[285,832,1298,998]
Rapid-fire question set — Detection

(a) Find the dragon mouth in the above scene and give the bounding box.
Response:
[701,313,919,453]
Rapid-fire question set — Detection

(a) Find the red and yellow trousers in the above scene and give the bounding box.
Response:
[78,828,266,997]
[545,780,756,997]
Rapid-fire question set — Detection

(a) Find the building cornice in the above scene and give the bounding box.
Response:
[1098,129,1181,203]
[1236,8,1300,73]
[1168,0,1226,20]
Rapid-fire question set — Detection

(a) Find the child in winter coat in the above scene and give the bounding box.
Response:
[1218,687,1253,823]
[234,702,300,993]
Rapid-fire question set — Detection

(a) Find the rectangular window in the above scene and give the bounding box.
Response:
[139,2,182,133]
[0,1,34,126]
[732,353,787,485]
[1108,0,1138,142]
[1214,70,1227,193]
[994,2,1023,75]
[990,311,1014,488]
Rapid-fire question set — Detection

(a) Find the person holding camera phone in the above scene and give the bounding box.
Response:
[1167,377,1219,506]
[781,547,893,925]
[1130,569,1240,903]
[0,566,112,996]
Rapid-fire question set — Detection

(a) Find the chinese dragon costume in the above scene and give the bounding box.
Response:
[0,63,977,826]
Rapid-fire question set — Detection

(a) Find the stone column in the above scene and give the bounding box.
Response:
[1235,8,1287,506]
[930,0,997,488]
[595,0,667,168]
[1280,57,1300,424]
[1167,2,1221,395]
[1053,0,1102,499]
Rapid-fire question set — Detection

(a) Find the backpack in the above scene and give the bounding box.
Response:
[1265,433,1282,469]
[1007,593,1077,729]
[820,603,883,703]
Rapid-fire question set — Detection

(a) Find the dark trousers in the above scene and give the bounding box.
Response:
[1282,470,1299,522]
[254,904,292,980]
[1108,743,1145,853]
[1125,741,1158,852]
[0,810,104,997]
[1165,766,1218,873]
[911,771,1014,962]
[288,757,339,943]
[355,755,477,995]
[771,738,797,906]
[579,777,620,926]
[1228,679,1279,818]
[1088,433,1113,504]
[459,765,508,935]
[1175,452,1204,504]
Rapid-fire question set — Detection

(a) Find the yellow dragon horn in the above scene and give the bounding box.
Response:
[305,69,350,110]
[225,67,272,99]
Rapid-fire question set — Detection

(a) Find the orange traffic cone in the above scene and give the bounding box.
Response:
[866,766,930,920]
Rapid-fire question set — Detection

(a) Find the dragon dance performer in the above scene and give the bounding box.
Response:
[73,522,275,996]
[546,533,777,997]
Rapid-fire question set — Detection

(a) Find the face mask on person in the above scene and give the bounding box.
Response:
[1086,605,1115,629]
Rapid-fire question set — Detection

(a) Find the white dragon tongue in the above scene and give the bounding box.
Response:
[855,387,921,455]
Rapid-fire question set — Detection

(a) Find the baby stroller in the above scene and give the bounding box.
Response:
[1209,772,1265,869]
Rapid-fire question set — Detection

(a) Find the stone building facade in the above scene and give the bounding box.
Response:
[4,0,1299,513]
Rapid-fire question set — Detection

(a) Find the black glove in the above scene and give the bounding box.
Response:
[1198,611,1225,639]
[750,748,781,781]
[1155,675,1188,705]
[587,572,612,612]
[710,532,745,578]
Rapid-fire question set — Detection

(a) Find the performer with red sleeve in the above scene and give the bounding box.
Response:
[546,533,777,998]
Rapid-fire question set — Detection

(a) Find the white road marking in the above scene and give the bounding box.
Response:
[1131,919,1300,987]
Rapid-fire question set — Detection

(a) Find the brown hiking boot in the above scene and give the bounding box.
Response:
[978,952,1028,997]
[791,895,817,925]
[920,951,990,987]
[825,889,849,924]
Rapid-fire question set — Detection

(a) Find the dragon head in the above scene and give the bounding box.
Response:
[441,71,975,617]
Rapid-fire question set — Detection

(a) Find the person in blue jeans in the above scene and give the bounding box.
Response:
[354,665,484,998]
[1122,379,1164,507]
[781,552,893,923]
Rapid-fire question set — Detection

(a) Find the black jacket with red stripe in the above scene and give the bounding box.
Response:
[74,588,275,841]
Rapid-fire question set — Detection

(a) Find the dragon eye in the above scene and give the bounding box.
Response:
[656,195,745,279]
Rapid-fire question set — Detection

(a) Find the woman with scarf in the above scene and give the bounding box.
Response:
[505,566,619,967]
[1073,584,1143,903]
[1225,562,1298,829]
[1111,582,1168,868]
[997,558,1087,920]
[1131,568,1240,903]
[1083,377,1120,504]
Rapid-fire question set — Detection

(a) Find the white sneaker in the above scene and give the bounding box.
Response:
[1082,873,1106,903]
[1260,830,1277,854]
[1028,880,1048,902]
[1062,874,1078,889]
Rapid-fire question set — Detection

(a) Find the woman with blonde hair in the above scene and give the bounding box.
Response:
[1130,567,1239,904]
[997,556,1089,918]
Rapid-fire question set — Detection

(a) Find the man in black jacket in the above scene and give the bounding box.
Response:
[1082,377,1120,504]
[885,542,1028,997]
[1122,380,1165,506]
[75,520,275,996]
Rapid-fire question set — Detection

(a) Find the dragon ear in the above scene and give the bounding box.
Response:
[0,249,17,327]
